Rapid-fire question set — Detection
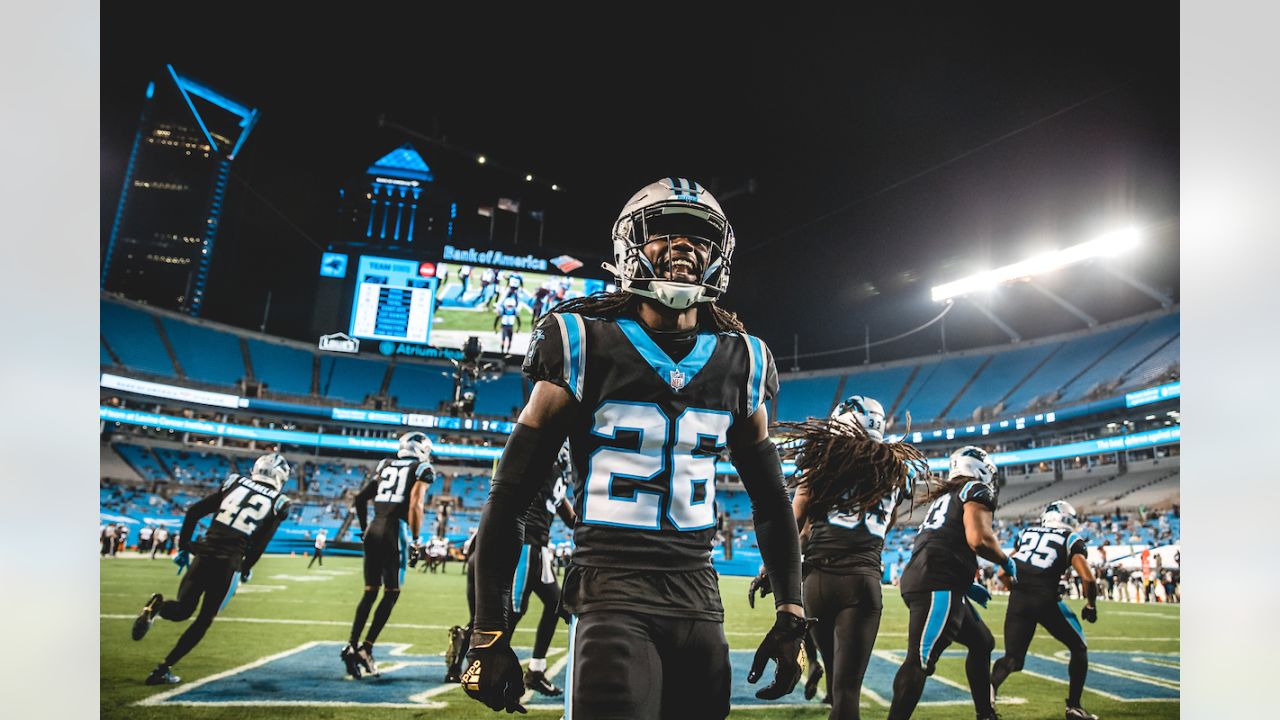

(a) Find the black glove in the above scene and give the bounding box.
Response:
[240,568,253,583]
[461,630,527,714]
[747,611,812,700]
[1081,605,1097,623]
[747,569,773,609]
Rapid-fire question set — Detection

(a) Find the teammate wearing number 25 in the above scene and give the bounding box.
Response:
[342,430,435,679]
[463,178,808,718]
[130,452,293,686]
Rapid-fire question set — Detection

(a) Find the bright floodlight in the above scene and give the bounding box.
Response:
[930,227,1143,302]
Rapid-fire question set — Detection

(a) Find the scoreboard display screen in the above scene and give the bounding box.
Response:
[348,255,438,344]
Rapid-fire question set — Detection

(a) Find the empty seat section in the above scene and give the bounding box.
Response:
[153,448,237,486]
[896,354,989,424]
[388,363,456,411]
[112,443,171,483]
[161,318,246,386]
[715,489,753,520]
[838,365,916,417]
[474,373,525,417]
[775,375,841,422]
[1001,324,1136,413]
[100,300,176,377]
[246,339,314,396]
[1058,314,1180,403]
[101,340,114,366]
[1119,335,1180,389]
[945,343,1058,421]
[318,355,387,405]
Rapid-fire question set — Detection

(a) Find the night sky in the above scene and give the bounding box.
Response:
[101,5,1178,369]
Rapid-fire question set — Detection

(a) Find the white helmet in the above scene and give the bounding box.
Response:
[831,395,886,442]
[1041,500,1079,530]
[947,445,996,485]
[398,431,433,462]
[606,177,735,310]
[251,452,290,491]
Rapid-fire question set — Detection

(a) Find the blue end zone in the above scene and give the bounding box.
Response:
[140,642,1176,709]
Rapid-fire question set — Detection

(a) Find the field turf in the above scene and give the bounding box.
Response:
[102,555,1179,718]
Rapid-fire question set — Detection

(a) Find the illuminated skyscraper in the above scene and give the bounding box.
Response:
[102,64,259,315]
[336,143,456,248]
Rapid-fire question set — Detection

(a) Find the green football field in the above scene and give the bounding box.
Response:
[102,555,1179,718]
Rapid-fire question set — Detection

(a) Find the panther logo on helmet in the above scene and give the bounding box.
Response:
[399,431,433,462]
[1041,500,1079,530]
[947,445,996,485]
[830,394,886,442]
[605,177,735,310]
[251,452,290,491]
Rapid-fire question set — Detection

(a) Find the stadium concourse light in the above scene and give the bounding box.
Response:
[930,227,1142,303]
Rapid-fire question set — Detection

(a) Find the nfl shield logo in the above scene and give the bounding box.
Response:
[669,369,686,390]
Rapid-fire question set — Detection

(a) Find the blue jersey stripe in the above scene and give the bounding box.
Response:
[512,545,531,613]
[564,615,577,719]
[615,317,717,390]
[743,334,765,415]
[920,590,951,667]
[1058,600,1087,647]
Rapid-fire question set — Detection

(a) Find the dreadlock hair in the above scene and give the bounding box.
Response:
[778,417,932,520]
[922,474,993,505]
[549,291,746,333]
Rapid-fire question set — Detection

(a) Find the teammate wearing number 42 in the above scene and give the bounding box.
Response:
[463,177,809,718]
[341,431,435,679]
[991,500,1101,720]
[130,453,293,686]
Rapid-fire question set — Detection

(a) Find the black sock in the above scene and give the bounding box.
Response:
[965,648,994,716]
[350,589,379,645]
[1067,648,1088,706]
[365,590,400,645]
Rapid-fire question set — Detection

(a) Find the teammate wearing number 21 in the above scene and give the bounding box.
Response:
[341,431,435,679]
[130,452,293,686]
[463,177,808,718]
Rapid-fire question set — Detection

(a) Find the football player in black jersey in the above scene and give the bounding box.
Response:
[130,452,293,685]
[887,446,1017,720]
[510,443,578,696]
[461,178,808,718]
[991,501,1100,720]
[769,394,928,719]
[341,431,435,679]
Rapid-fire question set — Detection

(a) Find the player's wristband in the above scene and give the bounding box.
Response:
[1000,556,1018,578]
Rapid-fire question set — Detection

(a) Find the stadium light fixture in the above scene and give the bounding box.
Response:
[477,155,486,164]
[930,227,1142,303]
[525,174,534,181]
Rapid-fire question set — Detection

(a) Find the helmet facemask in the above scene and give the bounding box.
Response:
[609,199,735,311]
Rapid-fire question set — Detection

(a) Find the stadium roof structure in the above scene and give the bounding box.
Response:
[366,143,434,182]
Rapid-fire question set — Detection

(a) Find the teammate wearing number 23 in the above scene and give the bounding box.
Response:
[341,431,435,679]
[130,452,293,686]
[463,178,807,719]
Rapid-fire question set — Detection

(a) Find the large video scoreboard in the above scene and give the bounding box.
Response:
[313,244,610,359]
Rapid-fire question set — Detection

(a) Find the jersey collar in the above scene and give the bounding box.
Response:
[615,317,717,391]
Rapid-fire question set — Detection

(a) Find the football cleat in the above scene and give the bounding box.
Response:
[444,625,468,682]
[132,593,163,641]
[1065,705,1099,720]
[803,662,824,701]
[340,642,363,679]
[144,664,180,685]
[357,643,380,677]
[524,669,563,697]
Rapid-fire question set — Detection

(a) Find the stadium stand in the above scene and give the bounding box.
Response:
[160,317,247,387]
[153,447,239,486]
[1057,313,1181,403]
[112,443,172,484]
[896,353,990,424]
[836,364,917,420]
[775,375,841,422]
[387,362,456,411]
[944,343,1059,421]
[472,373,525,418]
[101,339,115,367]
[245,338,314,396]
[100,300,178,377]
[1000,323,1139,413]
[317,355,388,405]
[101,443,143,483]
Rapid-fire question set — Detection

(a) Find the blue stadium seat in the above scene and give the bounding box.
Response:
[837,364,916,421]
[100,300,177,377]
[945,343,1059,421]
[388,362,456,411]
[112,443,171,483]
[775,376,841,422]
[153,448,236,486]
[896,354,989,424]
[1120,335,1180,390]
[246,339,314,396]
[318,356,388,405]
[161,318,246,387]
[1001,324,1137,413]
[101,339,114,366]
[1058,314,1180,403]
[473,373,525,418]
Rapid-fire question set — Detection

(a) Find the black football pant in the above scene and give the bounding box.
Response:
[804,569,883,719]
[351,525,408,646]
[157,555,237,667]
[511,544,561,661]
[888,589,995,720]
[308,547,323,567]
[566,610,731,720]
[992,592,1089,706]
